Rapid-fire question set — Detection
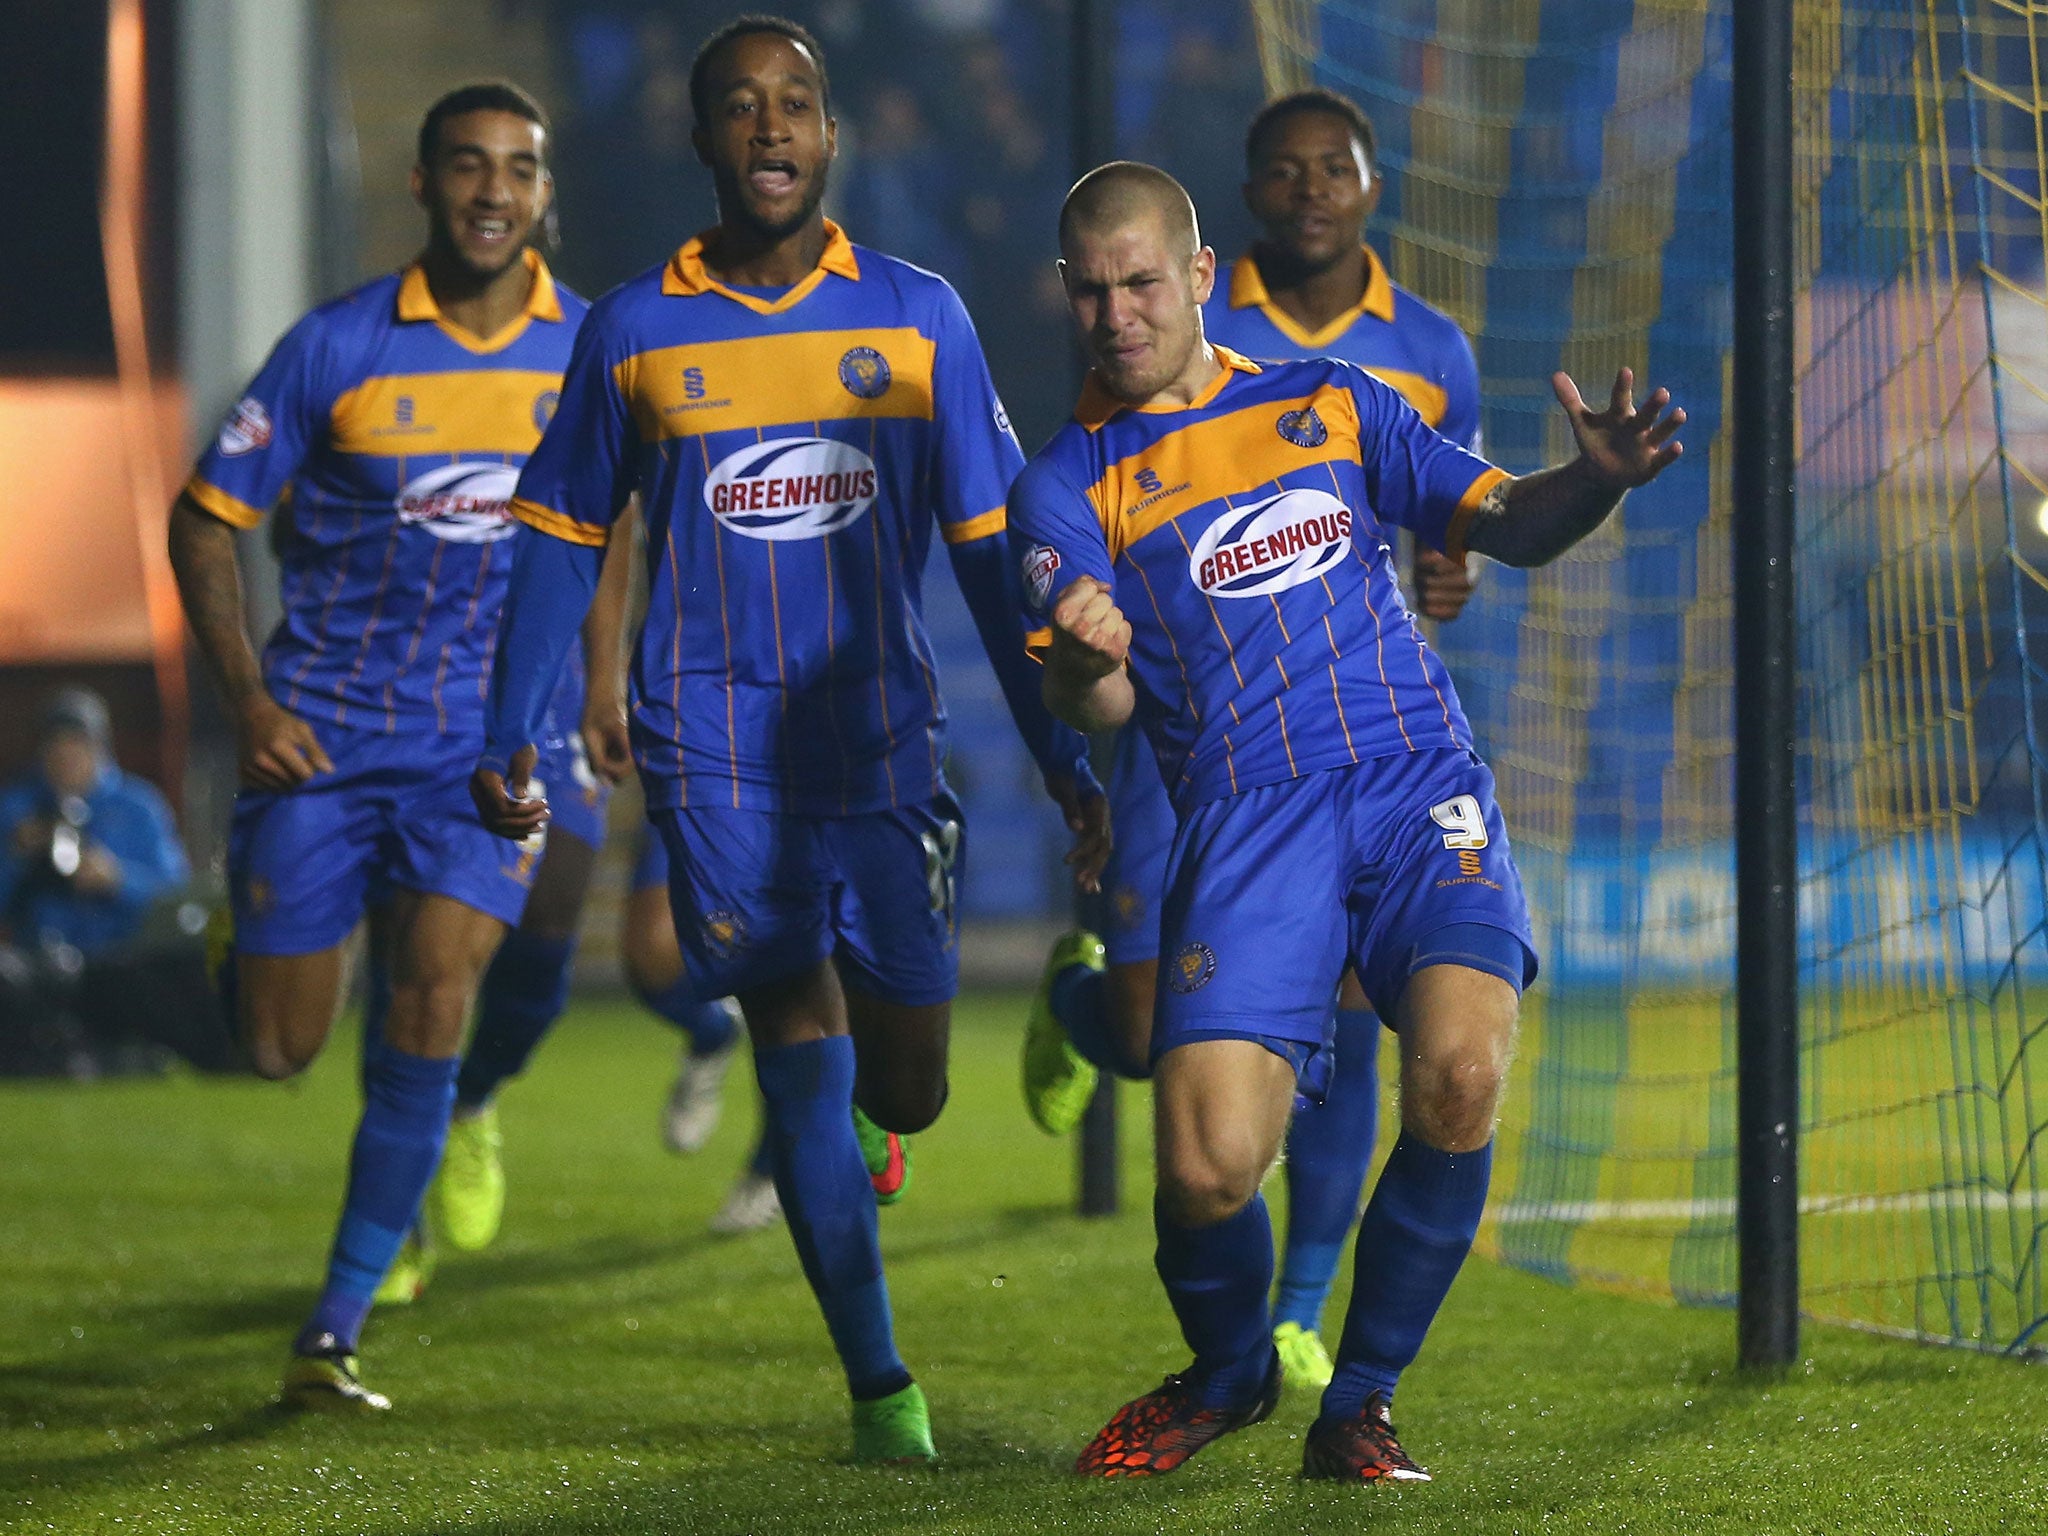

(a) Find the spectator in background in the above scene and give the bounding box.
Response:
[0,687,219,1076]
[0,687,187,957]
[836,83,968,280]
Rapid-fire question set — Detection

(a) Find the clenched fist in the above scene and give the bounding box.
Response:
[1048,576,1130,680]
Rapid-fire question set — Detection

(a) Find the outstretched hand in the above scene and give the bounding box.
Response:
[1553,368,1685,491]
[469,744,549,841]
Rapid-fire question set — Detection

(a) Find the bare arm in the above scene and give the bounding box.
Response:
[1462,368,1685,568]
[579,501,640,785]
[1042,577,1136,734]
[167,493,331,788]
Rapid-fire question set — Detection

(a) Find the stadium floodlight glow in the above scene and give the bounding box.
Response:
[2035,498,2048,539]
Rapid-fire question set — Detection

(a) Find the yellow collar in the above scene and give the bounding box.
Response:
[662,220,860,315]
[1073,346,1263,431]
[396,248,563,351]
[1229,244,1394,350]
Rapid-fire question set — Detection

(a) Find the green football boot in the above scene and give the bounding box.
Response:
[1273,1320,1335,1393]
[853,1106,911,1205]
[1022,930,1104,1136]
[372,1226,436,1307]
[852,1381,936,1464]
[280,1338,391,1414]
[429,1104,505,1252]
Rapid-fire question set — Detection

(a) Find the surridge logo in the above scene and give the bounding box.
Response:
[1187,488,1354,598]
[394,462,520,543]
[704,437,878,541]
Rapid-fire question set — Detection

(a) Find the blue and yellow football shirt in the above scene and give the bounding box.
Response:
[185,250,586,738]
[510,221,1064,817]
[1203,245,1481,449]
[1010,349,1507,815]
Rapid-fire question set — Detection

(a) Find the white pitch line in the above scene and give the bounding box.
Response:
[1492,1190,2040,1224]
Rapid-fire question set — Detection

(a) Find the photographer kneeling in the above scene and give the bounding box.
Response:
[0,688,222,1075]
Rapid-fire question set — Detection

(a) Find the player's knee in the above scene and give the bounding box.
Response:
[236,989,323,1080]
[1403,1040,1507,1150]
[385,973,477,1053]
[860,1074,948,1135]
[1158,1156,1260,1228]
[239,1011,318,1081]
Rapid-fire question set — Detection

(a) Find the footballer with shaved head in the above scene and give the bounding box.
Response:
[1020,89,1492,1402]
[1012,160,1683,1482]
[471,15,1106,1464]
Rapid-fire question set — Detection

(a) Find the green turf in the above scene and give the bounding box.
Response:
[3,993,2042,1534]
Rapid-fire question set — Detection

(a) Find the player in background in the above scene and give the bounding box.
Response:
[470,18,1107,1462]
[1016,163,1681,1481]
[1021,88,1483,1396]
[364,511,753,1305]
[167,84,584,1412]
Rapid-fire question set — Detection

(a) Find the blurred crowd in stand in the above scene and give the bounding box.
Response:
[538,0,1266,451]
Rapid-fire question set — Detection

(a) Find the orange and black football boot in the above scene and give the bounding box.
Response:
[1074,1351,1282,1478]
[1300,1392,1431,1482]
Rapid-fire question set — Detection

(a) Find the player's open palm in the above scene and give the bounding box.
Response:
[235,695,334,791]
[1050,577,1130,679]
[1553,368,1685,490]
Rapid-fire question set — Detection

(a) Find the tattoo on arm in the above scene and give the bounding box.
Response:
[167,494,266,708]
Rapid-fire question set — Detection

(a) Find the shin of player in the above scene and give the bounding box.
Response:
[168,84,583,1412]
[471,17,1106,1464]
[1018,162,1682,1480]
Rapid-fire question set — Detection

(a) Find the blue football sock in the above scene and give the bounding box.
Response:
[455,930,576,1110]
[1275,1008,1381,1333]
[1154,1190,1277,1408]
[1052,963,1148,1079]
[1321,1133,1492,1420]
[297,1044,459,1356]
[634,975,739,1057]
[754,1036,909,1401]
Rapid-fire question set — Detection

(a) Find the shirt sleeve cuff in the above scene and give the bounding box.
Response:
[941,506,1007,545]
[1442,467,1511,564]
[512,497,611,548]
[185,476,265,530]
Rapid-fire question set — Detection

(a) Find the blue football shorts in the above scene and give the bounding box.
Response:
[227,720,539,955]
[631,826,669,891]
[1100,725,1177,968]
[650,792,965,1007]
[1152,748,1538,1079]
[534,714,610,853]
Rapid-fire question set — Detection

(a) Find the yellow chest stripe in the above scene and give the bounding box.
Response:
[615,327,936,442]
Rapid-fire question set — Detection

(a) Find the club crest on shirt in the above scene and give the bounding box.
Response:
[217,396,273,457]
[704,910,748,958]
[395,462,521,543]
[838,345,892,399]
[1021,543,1061,613]
[1168,941,1217,994]
[1188,488,1354,598]
[533,390,560,432]
[705,437,878,541]
[1276,407,1328,448]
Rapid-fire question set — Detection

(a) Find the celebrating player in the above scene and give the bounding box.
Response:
[1021,88,1485,1394]
[1014,162,1681,1481]
[168,83,584,1411]
[470,17,1106,1463]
